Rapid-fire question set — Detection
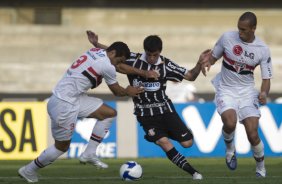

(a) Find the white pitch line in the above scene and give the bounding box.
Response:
[1,175,282,180]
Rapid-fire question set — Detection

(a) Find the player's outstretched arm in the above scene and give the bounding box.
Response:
[116,63,160,80]
[86,30,108,49]
[184,49,211,81]
[87,30,160,79]
[201,50,217,76]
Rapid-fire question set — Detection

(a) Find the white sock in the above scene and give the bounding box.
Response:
[222,129,235,153]
[25,144,64,172]
[252,141,265,169]
[82,118,114,157]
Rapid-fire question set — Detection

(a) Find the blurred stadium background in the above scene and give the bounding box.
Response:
[1,0,282,97]
[0,0,282,183]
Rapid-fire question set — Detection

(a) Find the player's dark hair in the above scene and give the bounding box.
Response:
[239,12,257,27]
[106,41,130,59]
[143,35,162,52]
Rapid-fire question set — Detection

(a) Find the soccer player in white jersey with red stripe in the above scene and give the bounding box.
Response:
[202,12,273,178]
[18,38,160,183]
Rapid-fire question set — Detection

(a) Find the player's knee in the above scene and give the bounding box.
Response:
[55,140,71,152]
[59,144,70,152]
[247,132,260,145]
[102,109,117,119]
[222,113,237,131]
[97,108,117,120]
[181,140,193,148]
[108,109,117,118]
[156,137,170,147]
[224,122,236,132]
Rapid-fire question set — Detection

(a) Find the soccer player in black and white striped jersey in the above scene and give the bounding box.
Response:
[85,31,210,180]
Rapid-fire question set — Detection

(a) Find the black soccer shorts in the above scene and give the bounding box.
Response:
[137,112,193,143]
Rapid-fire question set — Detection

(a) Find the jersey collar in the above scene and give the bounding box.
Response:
[140,52,163,65]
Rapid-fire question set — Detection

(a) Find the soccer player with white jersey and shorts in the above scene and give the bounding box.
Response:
[202,12,273,178]
[18,38,160,182]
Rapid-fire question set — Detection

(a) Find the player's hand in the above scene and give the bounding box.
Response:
[199,50,212,76]
[258,91,267,105]
[86,30,99,47]
[201,62,212,77]
[144,69,160,80]
[198,49,211,63]
[126,86,145,97]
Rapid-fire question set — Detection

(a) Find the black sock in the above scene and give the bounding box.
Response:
[166,147,198,175]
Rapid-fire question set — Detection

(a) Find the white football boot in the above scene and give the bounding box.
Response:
[192,172,203,180]
[18,166,38,183]
[256,167,266,178]
[226,151,237,170]
[79,153,108,169]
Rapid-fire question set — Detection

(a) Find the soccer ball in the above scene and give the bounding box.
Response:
[119,161,142,181]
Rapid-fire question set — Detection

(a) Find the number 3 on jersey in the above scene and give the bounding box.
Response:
[71,55,87,69]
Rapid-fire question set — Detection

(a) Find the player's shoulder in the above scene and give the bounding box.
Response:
[101,61,116,76]
[161,55,172,64]
[254,36,269,49]
[221,31,237,39]
[126,52,142,62]
[88,48,107,59]
[130,52,142,59]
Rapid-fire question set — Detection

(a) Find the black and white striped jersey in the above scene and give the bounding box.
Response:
[125,52,188,117]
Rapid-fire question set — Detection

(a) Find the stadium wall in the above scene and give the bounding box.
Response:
[1,0,282,8]
[0,8,282,94]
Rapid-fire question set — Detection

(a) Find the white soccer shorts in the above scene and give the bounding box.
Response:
[214,86,261,122]
[47,94,103,141]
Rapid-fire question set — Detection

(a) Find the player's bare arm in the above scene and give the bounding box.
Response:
[108,83,144,97]
[201,51,217,76]
[86,30,108,49]
[87,30,160,79]
[184,49,211,81]
[259,79,271,105]
[116,63,159,80]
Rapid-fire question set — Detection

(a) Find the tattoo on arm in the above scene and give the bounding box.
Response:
[186,63,201,81]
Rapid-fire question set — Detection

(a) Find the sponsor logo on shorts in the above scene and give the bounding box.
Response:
[148,128,155,137]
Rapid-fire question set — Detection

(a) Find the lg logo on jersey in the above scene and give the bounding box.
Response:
[244,51,254,60]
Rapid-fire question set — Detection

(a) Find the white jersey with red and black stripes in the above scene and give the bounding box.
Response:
[53,48,117,104]
[211,31,273,88]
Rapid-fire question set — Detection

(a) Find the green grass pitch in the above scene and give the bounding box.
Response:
[0,157,281,184]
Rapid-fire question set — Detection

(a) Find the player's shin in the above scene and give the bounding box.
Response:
[252,141,265,168]
[222,129,235,153]
[166,147,198,175]
[82,117,114,157]
[252,140,266,177]
[26,145,64,172]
